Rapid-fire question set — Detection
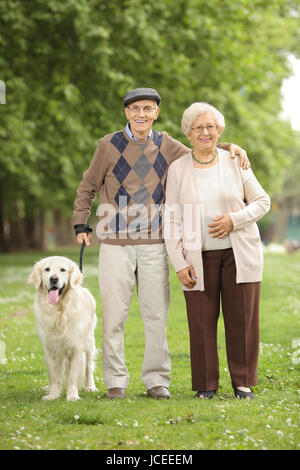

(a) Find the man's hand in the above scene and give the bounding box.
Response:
[177,265,197,288]
[76,232,92,246]
[208,214,234,238]
[228,143,250,170]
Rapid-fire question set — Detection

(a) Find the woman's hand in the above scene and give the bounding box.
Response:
[208,214,234,238]
[177,266,197,288]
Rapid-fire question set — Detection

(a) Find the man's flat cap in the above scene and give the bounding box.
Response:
[123,88,161,106]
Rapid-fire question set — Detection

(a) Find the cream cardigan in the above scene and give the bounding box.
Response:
[163,149,270,291]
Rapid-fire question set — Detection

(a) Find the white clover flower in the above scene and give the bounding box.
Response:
[291,349,300,365]
[291,338,300,349]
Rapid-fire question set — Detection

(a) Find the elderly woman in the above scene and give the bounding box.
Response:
[164,102,270,399]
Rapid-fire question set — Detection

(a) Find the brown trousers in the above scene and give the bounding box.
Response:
[184,248,260,391]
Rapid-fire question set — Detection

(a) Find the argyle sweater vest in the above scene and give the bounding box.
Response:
[73,129,189,244]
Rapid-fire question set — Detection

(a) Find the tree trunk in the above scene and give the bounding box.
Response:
[53,209,74,246]
[8,211,27,251]
[0,186,7,252]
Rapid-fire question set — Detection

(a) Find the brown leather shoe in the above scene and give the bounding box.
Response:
[147,386,171,399]
[107,387,126,399]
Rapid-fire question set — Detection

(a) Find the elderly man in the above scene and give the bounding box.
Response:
[73,88,249,399]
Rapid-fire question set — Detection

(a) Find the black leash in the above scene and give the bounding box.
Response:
[74,224,92,273]
[79,240,86,273]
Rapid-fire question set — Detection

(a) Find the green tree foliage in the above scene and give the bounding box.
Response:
[276,133,300,207]
[0,0,299,249]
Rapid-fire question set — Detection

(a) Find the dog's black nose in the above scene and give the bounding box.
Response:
[49,275,59,285]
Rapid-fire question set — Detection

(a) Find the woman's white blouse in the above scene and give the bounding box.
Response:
[195,163,232,251]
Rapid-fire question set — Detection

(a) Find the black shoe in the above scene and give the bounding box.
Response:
[234,388,255,400]
[194,390,217,399]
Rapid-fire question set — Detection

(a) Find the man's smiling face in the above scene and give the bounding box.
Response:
[124,99,159,140]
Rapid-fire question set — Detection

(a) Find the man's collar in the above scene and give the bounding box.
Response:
[125,122,152,141]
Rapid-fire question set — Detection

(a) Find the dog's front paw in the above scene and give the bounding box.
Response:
[67,385,80,401]
[42,393,60,401]
[42,384,61,400]
[85,385,98,393]
[67,393,80,402]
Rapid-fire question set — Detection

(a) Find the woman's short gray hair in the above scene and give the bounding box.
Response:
[181,102,225,136]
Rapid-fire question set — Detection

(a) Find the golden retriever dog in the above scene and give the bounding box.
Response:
[28,256,97,401]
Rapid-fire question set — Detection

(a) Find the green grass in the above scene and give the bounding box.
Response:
[0,247,299,450]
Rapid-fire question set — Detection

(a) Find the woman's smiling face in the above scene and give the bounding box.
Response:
[188,112,220,152]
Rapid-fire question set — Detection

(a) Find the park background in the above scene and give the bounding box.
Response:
[0,0,300,451]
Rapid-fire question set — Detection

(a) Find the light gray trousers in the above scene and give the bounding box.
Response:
[99,243,171,390]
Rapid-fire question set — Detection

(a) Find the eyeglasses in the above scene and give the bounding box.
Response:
[191,124,217,134]
[126,105,158,114]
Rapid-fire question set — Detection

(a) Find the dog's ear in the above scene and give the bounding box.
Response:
[28,262,42,289]
[70,263,83,288]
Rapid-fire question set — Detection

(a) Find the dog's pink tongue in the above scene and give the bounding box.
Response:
[47,289,59,305]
